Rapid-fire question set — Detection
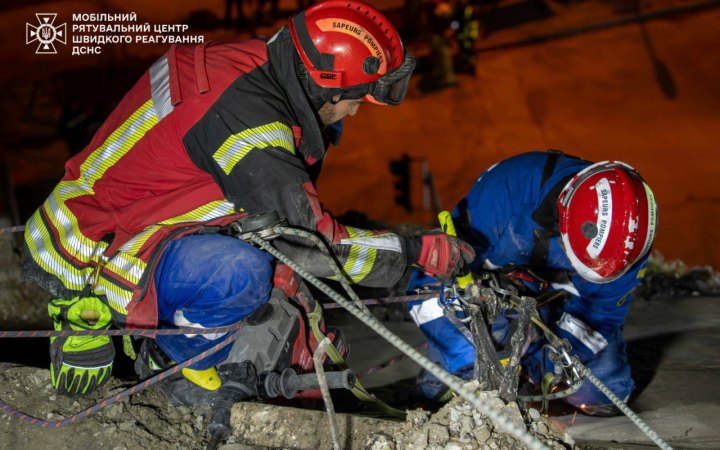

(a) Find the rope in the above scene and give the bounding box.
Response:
[251,231,548,450]
[0,225,25,235]
[0,324,245,339]
[356,343,428,379]
[575,361,674,450]
[0,322,243,428]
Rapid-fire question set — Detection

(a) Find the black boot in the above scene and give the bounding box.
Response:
[134,339,218,407]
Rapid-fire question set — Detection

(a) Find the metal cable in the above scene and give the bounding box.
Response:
[275,226,376,318]
[322,292,437,309]
[575,361,673,450]
[314,337,341,450]
[250,233,548,450]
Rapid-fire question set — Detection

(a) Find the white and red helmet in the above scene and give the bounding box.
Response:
[557,161,658,283]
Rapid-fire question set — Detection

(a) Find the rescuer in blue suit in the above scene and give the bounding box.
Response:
[409,150,658,415]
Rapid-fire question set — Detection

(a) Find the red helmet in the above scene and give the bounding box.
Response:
[289,0,415,105]
[557,161,658,283]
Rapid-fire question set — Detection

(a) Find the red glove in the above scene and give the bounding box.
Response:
[417,233,475,281]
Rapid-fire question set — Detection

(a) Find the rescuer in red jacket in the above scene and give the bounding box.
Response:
[24,1,474,398]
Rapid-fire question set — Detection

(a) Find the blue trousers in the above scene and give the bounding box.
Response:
[153,234,273,369]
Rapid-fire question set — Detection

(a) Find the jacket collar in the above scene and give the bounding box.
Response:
[266,27,327,165]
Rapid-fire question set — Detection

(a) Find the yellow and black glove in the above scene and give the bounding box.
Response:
[49,296,115,395]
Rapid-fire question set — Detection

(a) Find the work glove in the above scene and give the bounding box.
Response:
[415,232,475,282]
[49,296,115,396]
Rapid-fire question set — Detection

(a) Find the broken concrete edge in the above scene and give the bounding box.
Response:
[229,401,399,449]
[228,383,573,450]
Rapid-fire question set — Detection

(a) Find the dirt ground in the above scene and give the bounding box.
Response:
[0,366,213,450]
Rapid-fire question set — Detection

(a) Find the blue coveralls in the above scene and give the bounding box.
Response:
[409,151,648,407]
[154,234,274,369]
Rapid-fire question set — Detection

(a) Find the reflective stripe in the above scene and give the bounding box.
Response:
[45,99,158,262]
[213,122,295,175]
[173,310,226,340]
[76,101,158,186]
[157,200,236,225]
[149,55,174,120]
[106,253,145,285]
[341,227,377,283]
[26,100,159,299]
[94,276,132,314]
[45,189,107,262]
[119,226,161,255]
[409,298,444,326]
[557,312,608,354]
[25,211,87,290]
[550,281,580,297]
[339,234,402,253]
[119,200,237,254]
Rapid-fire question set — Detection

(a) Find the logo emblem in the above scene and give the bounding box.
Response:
[26,13,66,54]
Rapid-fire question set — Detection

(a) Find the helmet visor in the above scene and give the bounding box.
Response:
[370,52,416,105]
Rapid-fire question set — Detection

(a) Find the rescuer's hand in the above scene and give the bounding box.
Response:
[48,296,115,395]
[416,232,475,282]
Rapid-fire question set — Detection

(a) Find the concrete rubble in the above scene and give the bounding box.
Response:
[227,381,573,449]
[365,382,572,450]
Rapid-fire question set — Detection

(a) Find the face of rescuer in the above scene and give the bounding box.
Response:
[317,96,363,126]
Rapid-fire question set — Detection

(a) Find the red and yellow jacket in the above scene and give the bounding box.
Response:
[23,28,411,329]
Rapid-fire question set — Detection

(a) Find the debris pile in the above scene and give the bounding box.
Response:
[366,382,573,450]
[0,366,211,450]
[636,252,720,300]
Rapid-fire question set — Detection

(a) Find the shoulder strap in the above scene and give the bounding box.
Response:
[530,151,573,268]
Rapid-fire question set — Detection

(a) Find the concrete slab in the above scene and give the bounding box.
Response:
[558,297,720,448]
[228,402,398,450]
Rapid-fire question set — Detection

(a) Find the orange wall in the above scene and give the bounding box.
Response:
[317,10,720,268]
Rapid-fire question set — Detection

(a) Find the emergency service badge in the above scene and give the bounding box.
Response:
[26,13,67,55]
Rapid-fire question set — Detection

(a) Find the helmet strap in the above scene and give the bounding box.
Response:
[296,58,337,110]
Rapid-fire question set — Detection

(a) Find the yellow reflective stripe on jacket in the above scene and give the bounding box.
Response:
[213,122,295,175]
[157,200,237,226]
[26,99,159,296]
[94,275,133,314]
[37,98,158,262]
[74,100,158,191]
[342,227,378,283]
[25,211,89,291]
[119,200,238,255]
[44,190,108,263]
[106,253,145,285]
